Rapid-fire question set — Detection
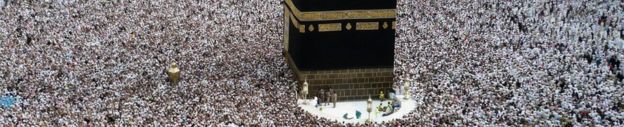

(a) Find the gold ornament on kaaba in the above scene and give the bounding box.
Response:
[167,62,180,85]
[308,25,315,32]
[383,22,389,29]
[284,0,395,21]
[346,23,352,30]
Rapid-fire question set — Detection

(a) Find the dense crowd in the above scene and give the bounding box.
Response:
[395,0,624,126]
[0,0,622,126]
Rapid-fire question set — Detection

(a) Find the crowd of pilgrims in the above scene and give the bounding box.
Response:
[0,0,622,126]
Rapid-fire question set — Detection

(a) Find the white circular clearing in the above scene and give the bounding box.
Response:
[297,95,416,124]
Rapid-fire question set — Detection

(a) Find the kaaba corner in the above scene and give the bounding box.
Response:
[283,0,396,100]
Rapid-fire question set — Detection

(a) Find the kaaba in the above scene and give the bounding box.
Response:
[283,0,396,100]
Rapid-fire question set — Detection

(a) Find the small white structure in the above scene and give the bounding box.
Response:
[301,79,309,104]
